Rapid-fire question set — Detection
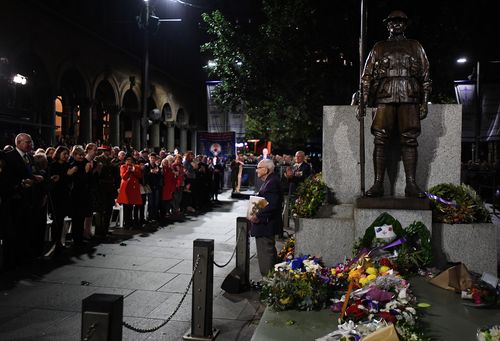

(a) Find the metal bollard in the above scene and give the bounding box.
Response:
[220,217,250,294]
[235,217,250,288]
[81,294,123,341]
[183,239,219,340]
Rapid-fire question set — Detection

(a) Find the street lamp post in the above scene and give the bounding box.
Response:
[456,57,481,163]
[138,0,181,149]
[141,0,151,149]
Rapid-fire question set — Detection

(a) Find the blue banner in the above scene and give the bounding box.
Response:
[196,131,235,158]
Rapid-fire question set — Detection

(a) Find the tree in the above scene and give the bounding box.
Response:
[201,0,357,150]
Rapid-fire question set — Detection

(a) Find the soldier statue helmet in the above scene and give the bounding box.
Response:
[359,10,432,198]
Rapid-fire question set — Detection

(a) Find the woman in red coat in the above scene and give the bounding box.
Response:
[161,155,176,217]
[117,155,142,228]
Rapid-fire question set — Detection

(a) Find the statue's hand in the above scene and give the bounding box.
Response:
[419,102,428,120]
[356,105,366,121]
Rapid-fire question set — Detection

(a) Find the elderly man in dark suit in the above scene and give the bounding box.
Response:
[249,159,283,276]
[3,133,44,266]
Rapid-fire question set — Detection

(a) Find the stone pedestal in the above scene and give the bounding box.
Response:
[323,105,462,204]
[295,203,432,266]
[432,223,497,274]
[295,216,354,267]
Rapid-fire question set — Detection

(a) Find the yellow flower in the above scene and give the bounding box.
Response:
[359,277,369,286]
[280,297,292,305]
[366,274,377,281]
[365,267,378,276]
[379,265,390,274]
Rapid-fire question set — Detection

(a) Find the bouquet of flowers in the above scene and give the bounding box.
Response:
[291,173,329,218]
[278,236,295,261]
[246,196,268,219]
[261,255,343,311]
[477,325,500,341]
[428,183,491,224]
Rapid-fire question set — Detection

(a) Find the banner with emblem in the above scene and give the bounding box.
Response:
[196,131,235,158]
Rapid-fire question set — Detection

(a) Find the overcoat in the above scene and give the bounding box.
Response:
[117,164,143,205]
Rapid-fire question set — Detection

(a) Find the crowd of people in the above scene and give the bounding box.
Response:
[0,133,226,270]
[0,133,318,275]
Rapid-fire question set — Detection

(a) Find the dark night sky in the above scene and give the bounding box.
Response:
[32,0,499,102]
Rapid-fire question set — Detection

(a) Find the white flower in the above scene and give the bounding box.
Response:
[274,261,288,271]
[405,307,416,315]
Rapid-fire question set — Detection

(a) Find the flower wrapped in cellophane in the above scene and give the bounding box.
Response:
[260,255,344,311]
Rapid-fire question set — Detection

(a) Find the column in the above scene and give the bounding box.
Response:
[191,130,197,155]
[180,127,187,153]
[109,107,121,147]
[151,122,160,151]
[132,115,141,150]
[167,123,175,152]
[79,99,92,143]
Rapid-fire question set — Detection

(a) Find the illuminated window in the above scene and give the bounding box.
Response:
[55,96,63,138]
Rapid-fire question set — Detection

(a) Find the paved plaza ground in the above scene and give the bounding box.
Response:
[1,192,499,340]
[0,190,269,340]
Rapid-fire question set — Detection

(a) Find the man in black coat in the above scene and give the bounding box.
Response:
[249,159,283,276]
[3,133,43,266]
[283,150,312,230]
[284,150,312,196]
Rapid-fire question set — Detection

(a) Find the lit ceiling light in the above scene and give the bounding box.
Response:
[456,57,467,64]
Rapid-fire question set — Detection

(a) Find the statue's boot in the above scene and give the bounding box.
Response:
[402,146,426,198]
[366,145,385,197]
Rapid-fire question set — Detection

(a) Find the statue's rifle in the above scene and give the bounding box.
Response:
[357,0,367,196]
[357,87,366,196]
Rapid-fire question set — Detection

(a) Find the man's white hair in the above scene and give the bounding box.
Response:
[259,159,275,173]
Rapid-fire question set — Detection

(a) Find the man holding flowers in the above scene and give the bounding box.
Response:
[249,159,284,276]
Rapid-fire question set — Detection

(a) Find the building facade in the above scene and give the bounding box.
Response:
[0,1,200,151]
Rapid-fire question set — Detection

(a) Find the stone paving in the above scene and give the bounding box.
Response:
[0,191,267,341]
[1,194,498,341]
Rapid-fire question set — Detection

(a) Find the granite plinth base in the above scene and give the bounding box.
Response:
[295,205,432,266]
[432,222,497,274]
[295,216,354,267]
[356,196,430,210]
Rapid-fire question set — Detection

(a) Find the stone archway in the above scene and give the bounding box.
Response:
[93,79,117,144]
[58,67,89,144]
[122,89,139,148]
[160,103,173,149]
[176,108,188,153]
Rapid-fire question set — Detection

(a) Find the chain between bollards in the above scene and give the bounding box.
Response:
[213,222,246,268]
[82,323,97,341]
[122,254,201,333]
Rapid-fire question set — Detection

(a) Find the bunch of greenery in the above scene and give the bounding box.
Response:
[353,213,432,274]
[428,183,491,224]
[291,173,328,218]
[393,221,433,273]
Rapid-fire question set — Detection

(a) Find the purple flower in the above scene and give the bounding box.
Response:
[365,286,394,303]
[330,301,344,312]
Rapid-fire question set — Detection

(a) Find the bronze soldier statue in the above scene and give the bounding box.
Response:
[359,10,432,198]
